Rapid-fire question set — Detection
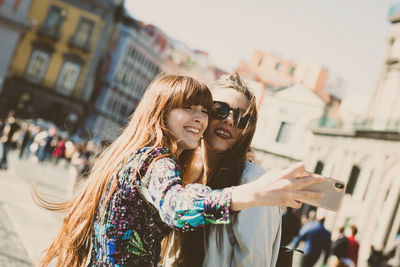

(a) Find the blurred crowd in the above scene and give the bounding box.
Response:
[0,111,108,196]
[282,208,400,267]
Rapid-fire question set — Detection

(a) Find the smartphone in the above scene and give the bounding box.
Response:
[301,176,346,212]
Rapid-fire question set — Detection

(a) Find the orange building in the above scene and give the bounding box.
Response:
[237,50,330,103]
[237,50,342,127]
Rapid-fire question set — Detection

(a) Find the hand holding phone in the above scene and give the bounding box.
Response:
[300,176,346,211]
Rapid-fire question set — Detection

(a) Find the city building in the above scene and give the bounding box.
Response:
[237,50,342,129]
[252,83,325,170]
[86,15,163,141]
[0,0,122,132]
[297,6,400,265]
[368,3,400,131]
[305,129,400,265]
[0,0,32,98]
[163,39,223,84]
[248,7,400,266]
[86,8,224,141]
[237,50,330,100]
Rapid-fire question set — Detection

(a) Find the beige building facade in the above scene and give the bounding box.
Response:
[305,129,400,266]
[251,5,400,266]
[368,3,400,131]
[252,83,325,170]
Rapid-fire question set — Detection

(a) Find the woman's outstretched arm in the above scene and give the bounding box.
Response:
[231,162,323,211]
[139,154,322,231]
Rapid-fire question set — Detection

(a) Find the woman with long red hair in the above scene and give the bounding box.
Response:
[37,74,322,267]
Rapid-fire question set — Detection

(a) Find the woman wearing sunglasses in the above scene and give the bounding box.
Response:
[203,73,281,267]
[166,73,319,267]
[206,73,281,267]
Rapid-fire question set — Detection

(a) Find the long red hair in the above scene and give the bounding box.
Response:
[34,74,212,267]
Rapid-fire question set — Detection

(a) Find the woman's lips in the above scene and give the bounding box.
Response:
[214,127,232,139]
[184,126,201,135]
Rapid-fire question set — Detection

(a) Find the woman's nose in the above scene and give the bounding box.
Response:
[223,110,234,126]
[194,109,208,124]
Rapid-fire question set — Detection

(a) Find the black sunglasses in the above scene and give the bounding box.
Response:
[211,101,255,129]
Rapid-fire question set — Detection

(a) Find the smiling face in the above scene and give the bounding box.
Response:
[165,105,209,155]
[204,88,250,153]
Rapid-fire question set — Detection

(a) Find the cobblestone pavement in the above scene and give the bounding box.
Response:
[0,151,72,266]
[0,201,32,267]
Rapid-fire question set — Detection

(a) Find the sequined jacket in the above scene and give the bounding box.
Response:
[89,147,232,267]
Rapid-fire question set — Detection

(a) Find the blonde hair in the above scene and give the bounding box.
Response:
[35,74,212,267]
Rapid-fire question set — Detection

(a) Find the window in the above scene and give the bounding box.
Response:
[289,66,296,76]
[56,61,81,94]
[361,170,374,200]
[274,62,281,71]
[275,121,293,144]
[138,53,143,65]
[13,0,21,12]
[115,66,124,83]
[154,66,160,75]
[346,165,360,195]
[72,17,95,49]
[120,103,127,117]
[126,45,136,60]
[25,50,50,83]
[43,5,64,37]
[314,161,324,175]
[119,65,133,87]
[107,95,114,110]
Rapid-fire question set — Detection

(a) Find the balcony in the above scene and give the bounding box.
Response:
[36,24,61,42]
[386,58,399,66]
[389,3,400,23]
[68,36,91,53]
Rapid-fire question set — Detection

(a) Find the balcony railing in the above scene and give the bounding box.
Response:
[68,36,91,53]
[389,3,400,23]
[37,25,61,41]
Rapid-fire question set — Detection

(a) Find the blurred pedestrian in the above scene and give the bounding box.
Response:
[330,226,352,267]
[64,140,76,167]
[0,116,5,137]
[18,123,33,159]
[291,216,331,267]
[0,111,20,169]
[346,225,360,266]
[37,127,57,162]
[368,245,386,267]
[281,207,302,246]
[67,144,92,197]
[386,236,400,267]
[52,137,66,164]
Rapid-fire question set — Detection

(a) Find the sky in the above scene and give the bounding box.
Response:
[125,0,400,98]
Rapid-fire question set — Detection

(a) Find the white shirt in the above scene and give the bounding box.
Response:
[203,162,282,267]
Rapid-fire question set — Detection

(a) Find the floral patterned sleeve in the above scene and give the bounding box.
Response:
[139,152,232,231]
